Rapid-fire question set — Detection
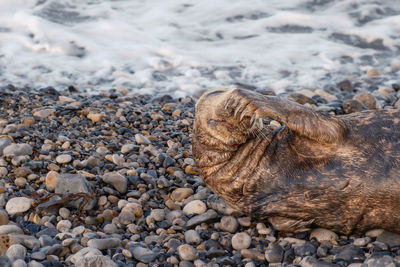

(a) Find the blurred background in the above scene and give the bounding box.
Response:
[0,0,399,97]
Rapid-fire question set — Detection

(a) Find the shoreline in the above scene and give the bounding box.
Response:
[0,84,400,266]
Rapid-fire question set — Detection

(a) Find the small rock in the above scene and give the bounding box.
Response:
[186,209,218,228]
[68,247,103,264]
[0,167,7,177]
[184,230,201,245]
[353,92,377,109]
[207,195,239,216]
[219,216,239,233]
[56,220,72,233]
[0,225,23,235]
[75,255,118,267]
[45,171,60,192]
[365,229,385,238]
[241,249,265,261]
[353,237,371,246]
[183,200,207,215]
[102,172,127,194]
[58,208,70,219]
[12,259,27,267]
[3,144,32,157]
[121,144,135,154]
[231,232,251,250]
[238,217,251,227]
[55,154,72,164]
[87,238,121,250]
[293,241,316,257]
[135,134,151,145]
[27,260,45,267]
[363,255,396,267]
[6,197,32,215]
[367,68,379,77]
[131,246,157,263]
[256,223,272,235]
[33,108,55,118]
[87,113,102,123]
[337,80,353,91]
[376,230,400,248]
[6,244,26,261]
[310,228,338,243]
[0,210,9,225]
[0,137,12,156]
[171,188,194,202]
[178,244,198,261]
[315,89,337,101]
[265,243,283,263]
[299,256,334,267]
[343,99,367,114]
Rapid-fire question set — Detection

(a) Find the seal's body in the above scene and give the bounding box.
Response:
[192,88,400,234]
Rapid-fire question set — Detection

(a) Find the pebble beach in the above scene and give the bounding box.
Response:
[0,78,400,267]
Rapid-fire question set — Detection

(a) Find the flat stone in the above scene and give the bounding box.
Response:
[171,188,194,201]
[183,200,207,215]
[87,238,121,250]
[54,173,95,210]
[121,144,136,154]
[131,245,157,263]
[6,197,32,215]
[28,260,45,267]
[376,230,400,248]
[11,259,27,267]
[33,108,55,118]
[3,144,32,157]
[102,172,127,194]
[241,248,265,261]
[186,209,218,228]
[55,154,72,164]
[363,255,396,267]
[265,243,284,263]
[0,226,23,235]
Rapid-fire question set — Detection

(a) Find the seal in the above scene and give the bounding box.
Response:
[192,87,400,234]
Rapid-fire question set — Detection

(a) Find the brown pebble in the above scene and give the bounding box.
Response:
[107,195,119,204]
[22,117,35,127]
[165,199,181,210]
[170,188,194,202]
[353,92,377,109]
[14,177,27,186]
[47,163,60,172]
[0,210,9,226]
[185,165,199,175]
[367,69,379,77]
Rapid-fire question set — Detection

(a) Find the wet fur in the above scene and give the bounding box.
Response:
[192,88,400,234]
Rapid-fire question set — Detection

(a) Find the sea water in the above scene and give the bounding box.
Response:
[0,0,399,97]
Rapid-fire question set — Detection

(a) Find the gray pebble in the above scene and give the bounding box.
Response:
[131,245,157,263]
[186,209,218,228]
[75,255,118,267]
[6,244,26,261]
[0,137,12,156]
[102,172,127,194]
[184,230,201,245]
[183,200,207,215]
[56,220,72,232]
[376,230,400,247]
[12,259,27,267]
[3,143,32,157]
[264,243,283,263]
[135,134,151,145]
[28,261,45,267]
[87,238,121,250]
[353,237,371,246]
[5,197,32,215]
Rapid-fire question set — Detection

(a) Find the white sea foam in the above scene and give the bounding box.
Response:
[0,0,399,97]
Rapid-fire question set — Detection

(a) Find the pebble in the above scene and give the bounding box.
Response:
[55,154,72,164]
[0,167,7,177]
[219,216,239,233]
[376,230,400,247]
[183,200,207,215]
[265,243,284,263]
[12,259,27,267]
[343,99,367,114]
[353,237,371,246]
[87,238,121,250]
[135,134,151,145]
[33,108,55,118]
[6,244,26,261]
[121,143,136,154]
[0,137,12,156]
[353,92,377,109]
[68,247,103,264]
[6,197,32,215]
[87,113,102,123]
[45,171,60,192]
[186,209,218,228]
[75,255,118,267]
[231,232,251,250]
[56,220,72,232]
[171,188,194,201]
[3,144,33,157]
[131,245,157,263]
[310,228,338,243]
[184,230,201,245]
[102,172,127,194]
[178,244,198,261]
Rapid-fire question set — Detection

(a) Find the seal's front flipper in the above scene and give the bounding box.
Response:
[224,88,347,144]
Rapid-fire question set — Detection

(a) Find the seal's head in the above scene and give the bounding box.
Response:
[195,88,257,151]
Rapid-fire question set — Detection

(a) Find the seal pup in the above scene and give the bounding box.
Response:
[192,87,400,234]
